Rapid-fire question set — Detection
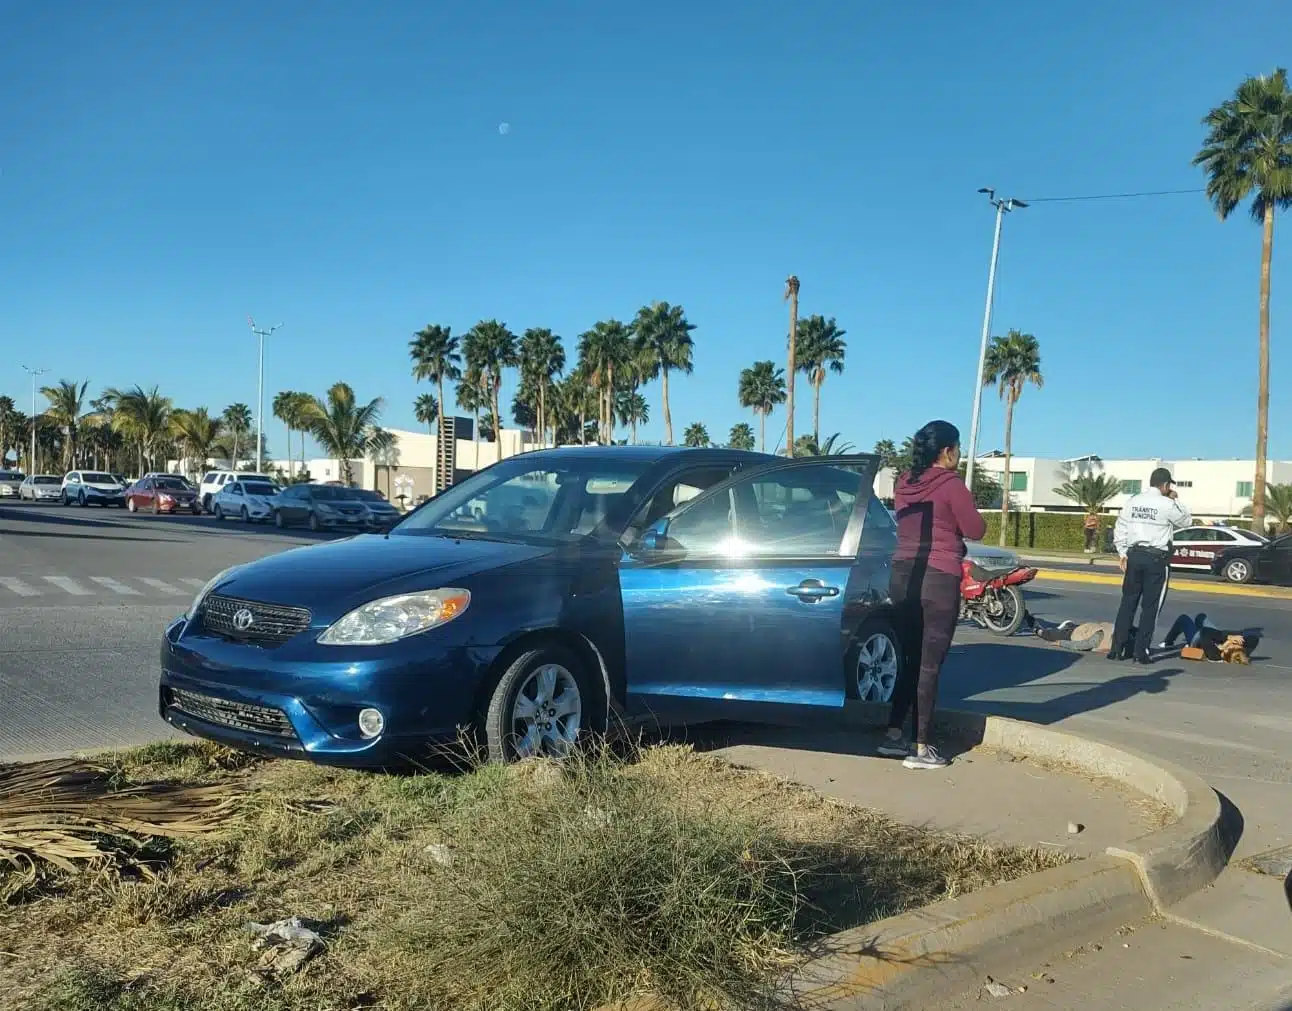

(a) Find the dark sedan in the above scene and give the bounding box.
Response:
[1211,533,1292,584]
[159,447,901,767]
[271,484,371,531]
[353,488,403,531]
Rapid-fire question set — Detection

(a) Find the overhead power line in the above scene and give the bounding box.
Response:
[1022,187,1204,204]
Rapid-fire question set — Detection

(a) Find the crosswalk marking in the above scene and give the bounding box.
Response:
[137,577,183,595]
[178,578,207,589]
[44,576,92,596]
[90,576,141,596]
[0,577,40,597]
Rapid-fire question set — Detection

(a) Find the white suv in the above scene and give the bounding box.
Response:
[199,470,275,514]
[62,470,127,508]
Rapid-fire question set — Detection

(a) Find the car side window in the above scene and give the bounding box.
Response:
[663,488,737,553]
[630,465,738,541]
[1212,530,1236,542]
[231,483,243,495]
[861,494,899,551]
[1174,529,1201,542]
[202,472,217,485]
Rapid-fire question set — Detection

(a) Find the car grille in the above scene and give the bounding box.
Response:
[166,687,296,738]
[200,594,312,646]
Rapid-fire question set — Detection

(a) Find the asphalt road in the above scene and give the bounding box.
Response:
[3,501,1291,1003]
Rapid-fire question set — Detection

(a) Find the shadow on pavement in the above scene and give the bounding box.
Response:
[0,505,127,530]
[0,528,187,544]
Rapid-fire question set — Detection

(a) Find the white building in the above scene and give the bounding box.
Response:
[970,455,1292,520]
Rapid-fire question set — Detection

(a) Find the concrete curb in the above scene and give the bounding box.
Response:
[1034,566,1292,600]
[599,709,1227,1011]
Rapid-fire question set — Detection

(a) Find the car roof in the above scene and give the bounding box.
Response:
[517,445,774,465]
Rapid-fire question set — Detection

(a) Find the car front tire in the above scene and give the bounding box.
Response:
[483,644,597,763]
[214,504,225,521]
[274,510,285,528]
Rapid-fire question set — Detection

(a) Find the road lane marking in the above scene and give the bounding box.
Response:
[137,578,183,595]
[178,578,207,589]
[0,578,40,597]
[44,576,92,596]
[89,576,140,596]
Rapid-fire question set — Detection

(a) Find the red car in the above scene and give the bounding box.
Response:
[126,476,202,515]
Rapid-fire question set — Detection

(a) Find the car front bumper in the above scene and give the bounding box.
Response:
[84,490,125,505]
[158,615,491,766]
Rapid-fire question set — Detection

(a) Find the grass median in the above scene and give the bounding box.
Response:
[1,739,1068,1011]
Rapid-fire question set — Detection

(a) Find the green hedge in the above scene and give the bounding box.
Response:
[981,511,1092,551]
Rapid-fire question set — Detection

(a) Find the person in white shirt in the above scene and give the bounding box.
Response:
[1110,467,1193,663]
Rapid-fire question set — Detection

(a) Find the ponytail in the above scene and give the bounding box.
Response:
[908,420,961,481]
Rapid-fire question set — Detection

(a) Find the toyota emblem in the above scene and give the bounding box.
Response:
[232,608,255,631]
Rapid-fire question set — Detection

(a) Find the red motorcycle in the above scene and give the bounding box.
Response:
[960,559,1038,635]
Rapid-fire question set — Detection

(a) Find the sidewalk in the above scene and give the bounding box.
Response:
[705,723,1168,861]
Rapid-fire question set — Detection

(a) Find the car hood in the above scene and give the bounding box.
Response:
[212,533,553,618]
[81,481,123,492]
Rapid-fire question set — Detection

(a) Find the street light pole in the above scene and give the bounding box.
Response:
[20,365,49,474]
[964,188,1026,492]
[247,318,282,474]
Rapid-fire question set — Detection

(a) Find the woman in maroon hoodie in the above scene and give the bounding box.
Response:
[877,420,986,769]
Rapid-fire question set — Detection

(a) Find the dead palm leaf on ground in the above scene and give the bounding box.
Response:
[1,759,239,894]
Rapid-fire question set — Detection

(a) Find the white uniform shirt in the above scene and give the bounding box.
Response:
[1113,488,1192,556]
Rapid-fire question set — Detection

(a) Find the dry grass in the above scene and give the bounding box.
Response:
[0,740,1068,1011]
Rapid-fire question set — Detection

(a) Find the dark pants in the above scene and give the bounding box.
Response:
[888,559,960,744]
[1111,546,1170,660]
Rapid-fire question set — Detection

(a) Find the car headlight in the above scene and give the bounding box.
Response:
[318,588,471,646]
[186,566,237,619]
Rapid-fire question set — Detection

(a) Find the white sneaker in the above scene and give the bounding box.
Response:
[903,746,949,770]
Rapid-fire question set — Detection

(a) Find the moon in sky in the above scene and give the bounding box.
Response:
[498,122,510,135]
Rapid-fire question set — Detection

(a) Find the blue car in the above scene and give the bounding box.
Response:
[159,446,901,766]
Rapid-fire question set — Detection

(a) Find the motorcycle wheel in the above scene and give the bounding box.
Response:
[981,585,1026,636]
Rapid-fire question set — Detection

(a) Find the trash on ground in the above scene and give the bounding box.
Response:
[244,916,325,978]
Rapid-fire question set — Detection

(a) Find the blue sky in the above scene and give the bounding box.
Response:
[2,1,1289,462]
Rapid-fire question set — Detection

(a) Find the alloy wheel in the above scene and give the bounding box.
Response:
[1225,559,1251,583]
[510,663,582,758]
[855,632,899,703]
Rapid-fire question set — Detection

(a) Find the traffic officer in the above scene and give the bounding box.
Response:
[1110,467,1192,663]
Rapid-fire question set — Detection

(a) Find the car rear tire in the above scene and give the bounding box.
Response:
[274,510,284,528]
[214,504,225,521]
[201,494,212,514]
[483,644,596,763]
[1222,558,1254,584]
[240,506,250,522]
[848,617,902,703]
[308,512,320,532]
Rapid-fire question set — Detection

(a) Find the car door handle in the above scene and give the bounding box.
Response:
[786,580,840,601]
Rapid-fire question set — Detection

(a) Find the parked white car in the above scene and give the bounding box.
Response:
[212,477,280,523]
[19,475,63,501]
[0,470,23,498]
[199,470,276,514]
[61,470,127,508]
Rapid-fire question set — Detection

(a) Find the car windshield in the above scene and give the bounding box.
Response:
[242,482,277,496]
[396,457,652,543]
[34,476,59,485]
[82,472,114,483]
[156,478,189,491]
[0,472,24,481]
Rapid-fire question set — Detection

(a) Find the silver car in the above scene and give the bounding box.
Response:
[0,470,24,498]
[19,475,64,501]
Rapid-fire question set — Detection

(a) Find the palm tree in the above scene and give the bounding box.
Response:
[170,408,222,478]
[683,422,710,447]
[0,396,16,466]
[632,301,696,446]
[796,432,855,456]
[1195,69,1292,532]
[463,320,518,455]
[578,320,633,444]
[414,393,439,433]
[983,329,1044,547]
[271,392,301,476]
[738,360,787,453]
[103,385,173,473]
[728,422,755,451]
[783,276,800,456]
[615,390,649,444]
[302,382,384,486]
[409,324,462,438]
[519,328,565,447]
[795,315,847,445]
[221,403,252,469]
[456,367,486,447]
[1264,483,1292,532]
[39,380,90,468]
[1053,472,1121,532]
